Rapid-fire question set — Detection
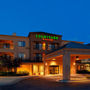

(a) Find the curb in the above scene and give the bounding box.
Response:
[58,79,90,83]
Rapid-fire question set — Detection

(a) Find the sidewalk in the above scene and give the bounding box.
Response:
[0,76,30,86]
[42,74,90,83]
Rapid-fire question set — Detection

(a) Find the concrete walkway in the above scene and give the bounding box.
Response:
[43,74,90,82]
[0,76,30,86]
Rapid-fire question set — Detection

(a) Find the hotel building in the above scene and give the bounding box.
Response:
[0,32,90,80]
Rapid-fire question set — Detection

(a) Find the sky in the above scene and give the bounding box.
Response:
[0,0,90,43]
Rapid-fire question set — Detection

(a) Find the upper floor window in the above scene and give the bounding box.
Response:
[18,53,25,59]
[35,53,42,61]
[18,41,26,47]
[51,44,55,50]
[48,44,52,50]
[35,43,42,50]
[1,54,11,59]
[48,44,55,50]
[3,43,10,48]
[55,43,59,49]
[35,42,46,50]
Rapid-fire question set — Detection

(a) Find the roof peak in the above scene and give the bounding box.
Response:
[28,31,62,37]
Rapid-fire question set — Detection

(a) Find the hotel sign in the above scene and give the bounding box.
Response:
[35,34,58,40]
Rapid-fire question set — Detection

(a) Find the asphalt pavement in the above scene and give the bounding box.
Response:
[0,76,90,90]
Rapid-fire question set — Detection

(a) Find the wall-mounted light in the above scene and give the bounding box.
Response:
[73,62,76,65]
[76,56,79,60]
[42,42,46,50]
[45,63,47,66]
[52,58,56,60]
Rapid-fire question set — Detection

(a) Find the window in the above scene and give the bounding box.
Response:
[48,44,55,50]
[51,44,55,50]
[18,41,25,47]
[39,43,42,50]
[18,53,25,59]
[35,53,42,61]
[48,44,52,50]
[3,43,10,48]
[2,54,11,58]
[35,42,46,50]
[35,43,42,50]
[55,43,59,49]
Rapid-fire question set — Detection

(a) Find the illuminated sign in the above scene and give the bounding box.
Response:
[35,34,58,40]
[43,38,53,41]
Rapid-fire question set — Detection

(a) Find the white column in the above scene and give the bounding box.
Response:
[63,52,70,81]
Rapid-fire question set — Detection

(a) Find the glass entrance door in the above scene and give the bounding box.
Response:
[49,65,59,74]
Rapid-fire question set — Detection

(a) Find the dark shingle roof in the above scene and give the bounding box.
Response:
[61,42,90,49]
[47,42,90,54]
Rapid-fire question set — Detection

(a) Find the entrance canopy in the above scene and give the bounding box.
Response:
[44,42,90,81]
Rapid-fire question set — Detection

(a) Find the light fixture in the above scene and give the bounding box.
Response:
[45,63,47,66]
[76,56,79,60]
[73,62,76,65]
[52,58,56,60]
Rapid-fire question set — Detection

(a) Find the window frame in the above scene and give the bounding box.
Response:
[18,41,26,47]
[18,53,25,59]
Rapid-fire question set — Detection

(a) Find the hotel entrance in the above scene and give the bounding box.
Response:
[49,65,59,74]
[44,42,90,81]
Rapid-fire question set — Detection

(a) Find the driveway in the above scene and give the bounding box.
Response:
[0,76,90,90]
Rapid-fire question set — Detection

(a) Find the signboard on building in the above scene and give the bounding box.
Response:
[35,34,58,40]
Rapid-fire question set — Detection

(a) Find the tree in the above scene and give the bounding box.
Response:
[0,55,12,72]
[12,58,22,73]
[0,55,22,73]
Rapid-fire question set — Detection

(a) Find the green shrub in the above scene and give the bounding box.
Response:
[16,71,29,76]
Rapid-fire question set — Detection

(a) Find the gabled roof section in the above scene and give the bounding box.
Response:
[62,40,84,44]
[62,42,90,49]
[47,42,90,54]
